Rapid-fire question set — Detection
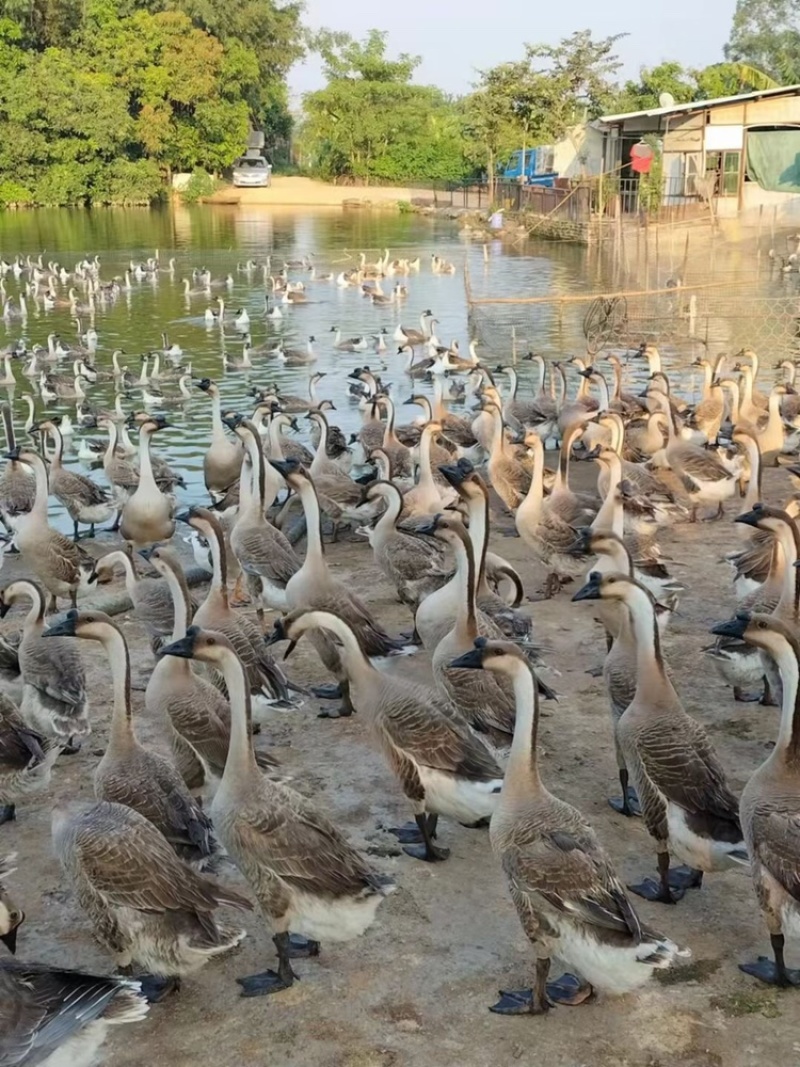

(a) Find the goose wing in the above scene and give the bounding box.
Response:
[70,802,251,913]
[635,717,741,827]
[377,684,503,781]
[21,636,86,706]
[750,807,800,901]
[55,469,110,506]
[504,825,642,939]
[676,446,731,483]
[236,790,388,898]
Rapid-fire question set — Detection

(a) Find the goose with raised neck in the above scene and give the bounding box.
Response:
[195,378,243,501]
[269,608,502,862]
[120,418,175,547]
[159,624,395,995]
[711,611,800,987]
[44,609,216,868]
[573,571,747,905]
[450,637,686,1012]
[35,418,114,541]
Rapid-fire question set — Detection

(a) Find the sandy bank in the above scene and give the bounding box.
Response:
[208,175,415,208]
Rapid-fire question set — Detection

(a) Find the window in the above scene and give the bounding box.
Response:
[705,150,741,196]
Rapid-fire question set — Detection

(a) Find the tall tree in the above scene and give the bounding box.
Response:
[726,0,800,81]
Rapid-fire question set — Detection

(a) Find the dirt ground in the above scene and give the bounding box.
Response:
[208,177,415,208]
[3,464,799,1067]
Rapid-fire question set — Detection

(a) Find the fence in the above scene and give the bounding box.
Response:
[465,273,800,368]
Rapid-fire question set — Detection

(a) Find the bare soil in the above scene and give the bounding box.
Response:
[3,466,798,1067]
[208,177,414,209]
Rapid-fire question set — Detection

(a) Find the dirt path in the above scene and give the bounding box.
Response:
[208,176,415,208]
[3,466,797,1067]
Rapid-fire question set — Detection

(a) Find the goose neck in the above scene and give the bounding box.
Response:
[766,635,800,759]
[104,625,134,745]
[161,559,192,642]
[137,429,157,489]
[452,531,478,638]
[202,519,228,602]
[504,662,543,798]
[218,646,258,786]
[296,478,325,567]
[624,583,668,685]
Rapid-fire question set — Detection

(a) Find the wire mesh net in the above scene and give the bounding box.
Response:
[467,277,800,363]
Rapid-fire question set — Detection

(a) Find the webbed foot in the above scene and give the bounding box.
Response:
[387,821,423,844]
[667,865,703,890]
[236,970,294,997]
[61,737,81,756]
[402,842,450,862]
[138,975,181,1003]
[490,989,543,1015]
[739,957,800,987]
[317,704,353,719]
[627,877,684,904]
[546,973,593,1005]
[608,787,641,818]
[310,683,342,699]
[0,804,15,826]
[287,934,320,959]
[733,686,762,703]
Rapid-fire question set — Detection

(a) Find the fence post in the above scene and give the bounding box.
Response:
[688,294,697,337]
[511,325,517,365]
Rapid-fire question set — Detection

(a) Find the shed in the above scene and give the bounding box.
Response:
[596,85,800,221]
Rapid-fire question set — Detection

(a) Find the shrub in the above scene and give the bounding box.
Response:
[0,180,33,207]
[33,163,92,206]
[92,159,164,205]
[181,168,219,203]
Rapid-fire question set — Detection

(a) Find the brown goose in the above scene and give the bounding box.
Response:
[451,638,686,1014]
[573,572,747,905]
[34,418,115,541]
[0,690,58,826]
[711,611,800,987]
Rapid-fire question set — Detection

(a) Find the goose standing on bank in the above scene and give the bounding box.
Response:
[451,638,687,1014]
[710,611,800,987]
[269,460,413,718]
[0,402,35,530]
[0,580,88,753]
[573,572,747,904]
[53,797,251,1002]
[8,450,94,612]
[160,626,395,996]
[45,610,218,869]
[34,417,115,541]
[120,416,176,546]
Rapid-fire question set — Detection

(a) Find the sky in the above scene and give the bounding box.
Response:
[288,0,735,105]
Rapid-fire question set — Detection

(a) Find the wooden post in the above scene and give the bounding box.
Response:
[511,325,517,365]
[771,204,777,250]
[644,214,650,290]
[655,222,660,286]
[681,232,690,285]
[688,294,697,336]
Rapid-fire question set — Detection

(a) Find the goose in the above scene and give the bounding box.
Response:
[268,460,413,718]
[281,288,308,304]
[306,408,351,477]
[228,417,301,615]
[360,480,449,611]
[686,357,725,444]
[233,307,250,332]
[0,690,58,826]
[330,327,368,352]
[573,572,747,904]
[278,608,504,864]
[495,365,548,426]
[97,417,140,513]
[515,431,581,598]
[0,580,88,752]
[274,336,316,366]
[0,354,17,389]
[53,797,251,1002]
[8,450,94,612]
[39,373,87,402]
[177,507,299,709]
[450,638,687,1013]
[0,403,35,528]
[160,625,395,994]
[486,403,530,510]
[393,310,432,346]
[88,546,194,655]
[194,377,243,502]
[0,957,150,1067]
[204,297,225,325]
[710,611,800,987]
[34,418,115,541]
[141,544,278,795]
[222,344,254,371]
[119,416,175,546]
[45,610,218,870]
[263,409,314,467]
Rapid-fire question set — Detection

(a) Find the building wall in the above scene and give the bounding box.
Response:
[553,125,604,177]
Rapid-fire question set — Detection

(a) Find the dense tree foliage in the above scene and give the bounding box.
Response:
[0,0,302,205]
[299,31,469,184]
[726,0,800,82]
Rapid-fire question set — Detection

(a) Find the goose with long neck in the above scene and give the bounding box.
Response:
[400,421,455,516]
[271,608,503,862]
[515,432,580,598]
[269,460,412,718]
[34,418,114,541]
[686,357,725,445]
[361,480,448,611]
[653,391,743,521]
[178,507,297,709]
[160,625,395,995]
[44,610,217,868]
[376,395,411,478]
[143,545,277,794]
[0,579,88,750]
[546,423,599,526]
[423,515,522,743]
[711,610,800,988]
[10,450,94,612]
[228,417,300,615]
[573,572,747,905]
[450,637,686,1013]
[119,417,175,546]
[195,378,242,501]
[486,403,530,510]
[439,461,530,628]
[743,386,787,466]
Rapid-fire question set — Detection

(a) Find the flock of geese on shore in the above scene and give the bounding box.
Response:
[1,246,800,1060]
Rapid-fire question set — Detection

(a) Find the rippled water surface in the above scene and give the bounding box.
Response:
[0,205,616,528]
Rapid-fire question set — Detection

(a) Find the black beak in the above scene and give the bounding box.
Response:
[175,510,192,524]
[138,547,155,561]
[43,610,79,638]
[710,614,751,639]
[449,647,485,670]
[735,504,766,529]
[265,619,288,646]
[0,602,8,619]
[572,572,603,602]
[415,515,440,536]
[0,917,21,954]
[567,527,593,557]
[4,447,20,461]
[87,567,99,584]
[269,459,293,478]
[575,445,601,461]
[158,632,197,659]
[438,463,466,488]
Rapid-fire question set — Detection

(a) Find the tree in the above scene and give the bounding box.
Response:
[300,30,469,183]
[726,0,800,81]
[461,84,520,202]
[614,61,697,112]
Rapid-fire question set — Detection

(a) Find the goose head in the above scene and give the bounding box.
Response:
[449,635,528,674]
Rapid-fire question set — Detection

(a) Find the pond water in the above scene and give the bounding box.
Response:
[0,205,616,529]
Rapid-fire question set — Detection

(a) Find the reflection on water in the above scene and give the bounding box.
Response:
[0,206,617,530]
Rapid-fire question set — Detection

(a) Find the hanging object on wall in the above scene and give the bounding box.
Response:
[630,141,655,174]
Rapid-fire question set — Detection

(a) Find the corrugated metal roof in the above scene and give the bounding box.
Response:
[599,84,800,124]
